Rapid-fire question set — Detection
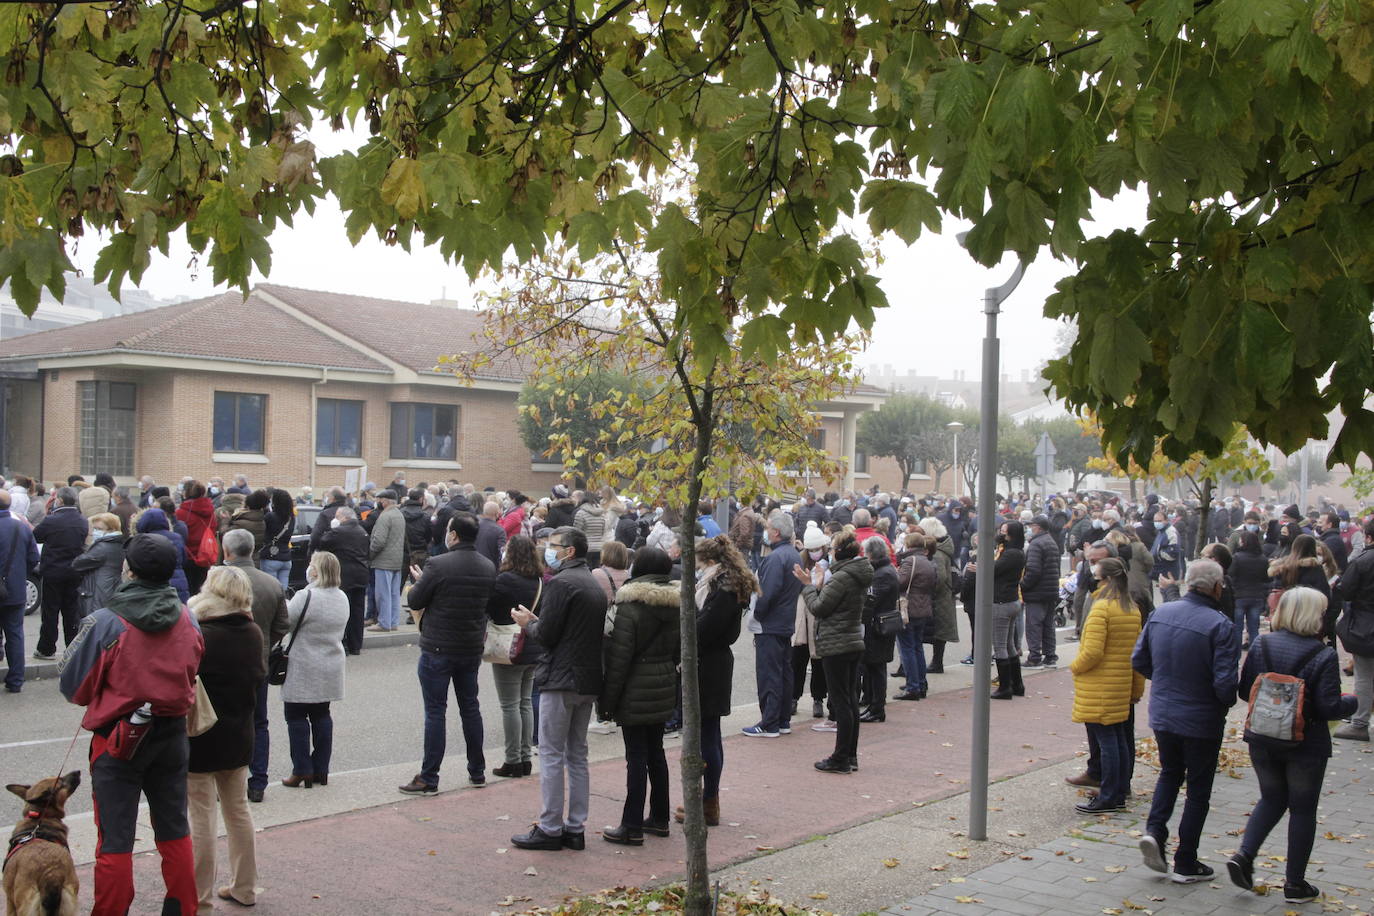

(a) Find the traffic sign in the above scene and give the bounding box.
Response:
[1033,432,1056,478]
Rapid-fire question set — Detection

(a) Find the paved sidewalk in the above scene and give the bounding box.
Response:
[884,732,1374,916]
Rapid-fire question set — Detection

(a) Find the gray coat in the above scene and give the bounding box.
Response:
[281,586,349,704]
[368,505,406,570]
[71,535,125,617]
[927,536,960,644]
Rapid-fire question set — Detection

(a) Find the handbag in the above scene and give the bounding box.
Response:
[485,579,542,664]
[1266,586,1285,614]
[1336,608,1374,656]
[186,675,218,737]
[267,592,312,686]
[875,608,904,638]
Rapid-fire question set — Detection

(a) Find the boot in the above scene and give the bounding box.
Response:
[1009,657,1025,697]
[703,797,720,827]
[991,659,1014,700]
[928,640,945,674]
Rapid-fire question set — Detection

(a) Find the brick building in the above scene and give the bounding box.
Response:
[0,284,884,495]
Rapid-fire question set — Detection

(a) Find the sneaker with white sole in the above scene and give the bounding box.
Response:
[1283,880,1321,903]
[811,720,838,733]
[741,725,780,738]
[1170,861,1214,884]
[779,726,792,735]
[1138,835,1167,874]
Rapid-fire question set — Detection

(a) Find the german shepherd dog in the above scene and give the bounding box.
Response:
[3,772,80,916]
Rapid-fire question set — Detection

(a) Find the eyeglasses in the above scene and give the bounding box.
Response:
[549,542,568,549]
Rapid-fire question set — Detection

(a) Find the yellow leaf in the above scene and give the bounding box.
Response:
[1102,909,1123,915]
[882,858,900,868]
[954,896,983,904]
[1105,865,1127,873]
[808,892,829,900]
[379,157,426,220]
[947,849,970,859]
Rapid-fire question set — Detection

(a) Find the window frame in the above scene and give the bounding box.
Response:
[213,391,268,455]
[315,398,364,458]
[388,402,459,461]
[79,380,137,476]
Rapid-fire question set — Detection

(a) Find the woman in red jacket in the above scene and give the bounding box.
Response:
[175,480,216,596]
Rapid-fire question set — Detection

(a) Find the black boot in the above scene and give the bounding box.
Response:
[928,640,945,674]
[991,659,1014,700]
[1010,657,1025,696]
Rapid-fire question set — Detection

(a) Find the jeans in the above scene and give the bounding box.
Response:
[992,600,1021,660]
[284,702,332,778]
[1241,746,1328,885]
[1,603,24,690]
[820,652,861,762]
[36,575,81,657]
[620,723,669,829]
[1085,711,1135,782]
[248,680,270,792]
[1024,599,1057,664]
[491,662,536,765]
[374,569,401,630]
[537,690,596,836]
[417,650,484,785]
[896,617,929,694]
[1085,721,1130,805]
[754,633,793,731]
[701,715,723,800]
[1233,597,1264,648]
[260,558,291,590]
[342,585,365,653]
[1146,730,1222,867]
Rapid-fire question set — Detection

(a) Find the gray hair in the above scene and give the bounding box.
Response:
[222,528,254,559]
[233,475,249,487]
[1087,539,1119,559]
[113,486,131,500]
[852,508,872,527]
[766,510,794,541]
[55,486,77,506]
[334,507,356,522]
[864,536,890,562]
[1184,558,1224,595]
[1101,508,1121,525]
[483,500,501,519]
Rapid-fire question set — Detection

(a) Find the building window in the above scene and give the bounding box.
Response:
[79,381,136,476]
[316,398,363,457]
[808,429,827,451]
[213,392,266,454]
[854,450,869,474]
[389,403,457,460]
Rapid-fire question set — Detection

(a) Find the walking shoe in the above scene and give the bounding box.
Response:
[1334,723,1370,741]
[960,654,975,666]
[31,650,55,661]
[469,773,486,786]
[1170,861,1214,884]
[398,776,438,795]
[741,725,780,738]
[812,700,825,718]
[643,819,671,838]
[813,756,852,774]
[511,825,564,851]
[811,720,837,732]
[560,831,585,850]
[1283,880,1321,903]
[588,719,618,735]
[1023,658,1044,670]
[492,762,525,778]
[1064,771,1101,788]
[1138,834,1167,873]
[663,721,682,736]
[246,787,264,803]
[893,690,922,701]
[890,667,905,678]
[779,725,792,735]
[365,624,394,632]
[1074,797,1124,814]
[1226,852,1254,890]
[601,824,644,846]
[1041,660,1058,670]
[858,709,885,723]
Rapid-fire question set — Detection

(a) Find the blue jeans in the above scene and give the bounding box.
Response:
[896,617,928,694]
[1086,721,1131,806]
[701,715,724,800]
[260,558,291,590]
[417,650,484,786]
[1146,730,1222,867]
[1234,597,1263,648]
[373,569,401,630]
[753,633,793,731]
[1,603,24,690]
[248,680,270,791]
[1242,746,1327,885]
[284,702,332,778]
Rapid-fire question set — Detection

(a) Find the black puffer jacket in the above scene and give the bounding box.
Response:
[600,575,680,725]
[409,543,496,656]
[1230,547,1270,600]
[529,558,606,695]
[803,555,874,657]
[1020,530,1060,603]
[401,501,431,555]
[317,521,371,590]
[487,570,544,666]
[1239,629,1356,758]
[545,498,576,530]
[696,579,745,717]
[862,558,899,664]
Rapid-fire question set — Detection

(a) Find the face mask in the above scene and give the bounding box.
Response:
[306,566,317,582]
[809,548,825,561]
[1340,521,1350,531]
[951,510,960,518]
[1245,523,1259,532]
[1092,519,1105,529]
[544,547,562,569]
[208,487,221,497]
[1155,520,1167,529]
[1090,565,1103,580]
[331,518,341,529]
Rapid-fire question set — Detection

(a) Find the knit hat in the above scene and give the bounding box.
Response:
[124,534,178,583]
[802,521,828,550]
[1283,504,1302,521]
[552,485,570,499]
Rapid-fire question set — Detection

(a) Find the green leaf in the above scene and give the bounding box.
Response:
[859,179,941,244]
[1089,313,1152,401]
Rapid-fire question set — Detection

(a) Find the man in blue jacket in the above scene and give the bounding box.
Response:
[743,512,800,738]
[32,486,88,660]
[0,491,40,692]
[1131,558,1238,884]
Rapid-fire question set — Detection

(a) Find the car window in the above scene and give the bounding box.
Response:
[294,508,321,536]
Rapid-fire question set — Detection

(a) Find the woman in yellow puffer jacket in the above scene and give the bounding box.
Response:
[1070,556,1144,814]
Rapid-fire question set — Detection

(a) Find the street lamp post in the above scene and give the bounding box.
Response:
[948,420,965,498]
[958,235,1028,844]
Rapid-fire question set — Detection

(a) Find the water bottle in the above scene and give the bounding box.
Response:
[108,703,154,761]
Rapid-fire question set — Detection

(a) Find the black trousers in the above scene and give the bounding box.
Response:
[820,652,861,761]
[620,723,669,829]
[861,661,887,714]
[36,575,81,657]
[791,645,827,704]
[343,585,366,653]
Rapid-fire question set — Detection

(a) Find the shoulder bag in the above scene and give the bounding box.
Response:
[267,591,312,686]
[186,675,219,737]
[484,579,542,664]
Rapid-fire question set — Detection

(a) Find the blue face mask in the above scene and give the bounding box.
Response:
[1245,523,1259,532]
[544,546,562,570]
[1155,520,1167,529]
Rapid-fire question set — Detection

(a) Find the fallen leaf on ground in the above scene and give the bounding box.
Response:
[947,850,970,859]
[928,865,946,871]
[954,896,983,904]
[523,866,538,876]
[808,892,829,900]
[883,858,900,868]
[1105,865,1127,873]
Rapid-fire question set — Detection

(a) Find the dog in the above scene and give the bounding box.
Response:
[4,772,80,916]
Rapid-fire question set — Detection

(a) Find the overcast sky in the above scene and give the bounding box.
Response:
[66,146,1147,381]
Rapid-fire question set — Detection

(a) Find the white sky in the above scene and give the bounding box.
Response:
[66,134,1148,381]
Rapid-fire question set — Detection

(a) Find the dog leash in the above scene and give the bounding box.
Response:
[7,723,86,864]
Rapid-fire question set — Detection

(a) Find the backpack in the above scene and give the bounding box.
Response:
[190,522,219,568]
[1243,637,1325,750]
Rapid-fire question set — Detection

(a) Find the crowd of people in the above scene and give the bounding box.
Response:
[1,470,1372,911]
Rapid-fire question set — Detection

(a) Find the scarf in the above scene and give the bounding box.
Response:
[695,563,721,611]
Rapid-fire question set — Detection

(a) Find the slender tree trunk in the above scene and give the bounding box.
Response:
[678,415,713,916]
[1196,477,1213,559]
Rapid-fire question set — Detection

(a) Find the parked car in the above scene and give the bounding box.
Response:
[287,505,323,594]
[25,574,39,616]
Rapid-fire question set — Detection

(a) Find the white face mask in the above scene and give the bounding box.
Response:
[330,518,341,529]
[809,548,825,560]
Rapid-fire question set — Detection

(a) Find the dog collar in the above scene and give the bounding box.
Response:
[6,824,69,864]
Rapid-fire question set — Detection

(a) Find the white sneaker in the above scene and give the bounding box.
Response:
[811,720,838,733]
[588,720,617,735]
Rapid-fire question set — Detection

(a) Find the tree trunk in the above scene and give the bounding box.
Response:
[1128,476,1138,503]
[678,417,713,916]
[1195,477,1213,560]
